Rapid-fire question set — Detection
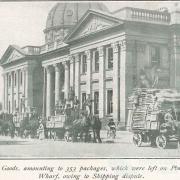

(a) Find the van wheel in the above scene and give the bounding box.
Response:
[133,133,142,147]
[156,135,167,149]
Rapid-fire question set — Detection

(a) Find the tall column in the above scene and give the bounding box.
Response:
[2,74,4,111]
[25,66,33,111]
[69,56,75,89]
[98,46,105,118]
[2,73,6,112]
[46,66,52,117]
[11,72,14,113]
[112,42,120,123]
[25,68,28,109]
[119,39,126,127]
[14,70,19,110]
[5,73,8,112]
[22,68,26,113]
[63,61,70,99]
[54,64,60,105]
[86,50,91,95]
[74,54,80,99]
[6,73,9,113]
[170,34,180,90]
[17,70,21,112]
[42,67,46,117]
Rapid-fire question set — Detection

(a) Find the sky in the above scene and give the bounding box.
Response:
[0,1,179,103]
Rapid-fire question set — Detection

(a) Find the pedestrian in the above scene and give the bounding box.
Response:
[37,121,45,140]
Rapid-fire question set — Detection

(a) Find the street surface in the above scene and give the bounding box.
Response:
[0,131,180,158]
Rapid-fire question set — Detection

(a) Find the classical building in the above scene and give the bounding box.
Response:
[1,2,180,128]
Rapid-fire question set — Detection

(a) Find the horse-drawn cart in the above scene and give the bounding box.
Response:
[46,115,66,140]
[128,88,180,149]
[45,90,102,143]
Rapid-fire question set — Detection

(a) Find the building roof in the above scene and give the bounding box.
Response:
[64,9,123,43]
[44,2,109,32]
[0,45,41,65]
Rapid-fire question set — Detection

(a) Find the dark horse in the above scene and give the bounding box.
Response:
[70,114,102,143]
[89,115,102,143]
[71,114,91,142]
[0,113,15,138]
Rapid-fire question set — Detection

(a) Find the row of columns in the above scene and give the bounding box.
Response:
[2,67,32,114]
[98,40,127,123]
[44,39,128,124]
[45,61,70,117]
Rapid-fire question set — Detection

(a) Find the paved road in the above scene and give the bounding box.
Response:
[0,131,180,158]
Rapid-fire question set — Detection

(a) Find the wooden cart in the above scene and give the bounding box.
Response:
[46,115,66,140]
[129,88,180,149]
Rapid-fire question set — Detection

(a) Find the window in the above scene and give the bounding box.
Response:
[82,54,87,74]
[107,47,113,69]
[94,51,99,72]
[14,73,16,87]
[82,93,86,110]
[151,46,160,66]
[20,98,23,112]
[14,100,16,110]
[107,90,113,114]
[94,91,99,114]
[8,75,11,87]
[20,71,23,85]
[8,101,11,114]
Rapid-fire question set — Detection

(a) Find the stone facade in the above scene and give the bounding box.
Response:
[1,3,180,129]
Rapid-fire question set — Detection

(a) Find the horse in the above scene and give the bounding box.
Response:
[88,115,102,143]
[71,114,91,142]
[69,114,102,143]
[0,113,14,137]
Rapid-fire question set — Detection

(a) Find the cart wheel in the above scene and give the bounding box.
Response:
[172,141,179,149]
[107,130,110,138]
[177,141,180,148]
[64,131,71,142]
[133,133,142,147]
[112,130,116,139]
[53,132,57,141]
[156,135,167,149]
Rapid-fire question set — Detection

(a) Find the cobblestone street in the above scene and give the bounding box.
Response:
[0,131,180,158]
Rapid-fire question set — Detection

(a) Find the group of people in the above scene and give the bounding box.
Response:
[55,96,80,116]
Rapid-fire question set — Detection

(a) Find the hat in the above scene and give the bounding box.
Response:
[167,109,172,112]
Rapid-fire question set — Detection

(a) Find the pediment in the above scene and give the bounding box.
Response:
[65,10,122,42]
[7,50,25,63]
[76,15,115,37]
[0,45,26,65]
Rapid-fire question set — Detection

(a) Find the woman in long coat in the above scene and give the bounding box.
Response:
[38,122,45,140]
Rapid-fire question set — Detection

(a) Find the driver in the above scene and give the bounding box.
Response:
[73,96,80,110]
[108,119,116,131]
[164,108,176,131]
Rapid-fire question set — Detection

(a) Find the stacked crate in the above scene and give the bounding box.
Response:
[129,89,157,130]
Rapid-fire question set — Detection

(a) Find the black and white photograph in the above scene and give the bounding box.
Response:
[0,1,180,158]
